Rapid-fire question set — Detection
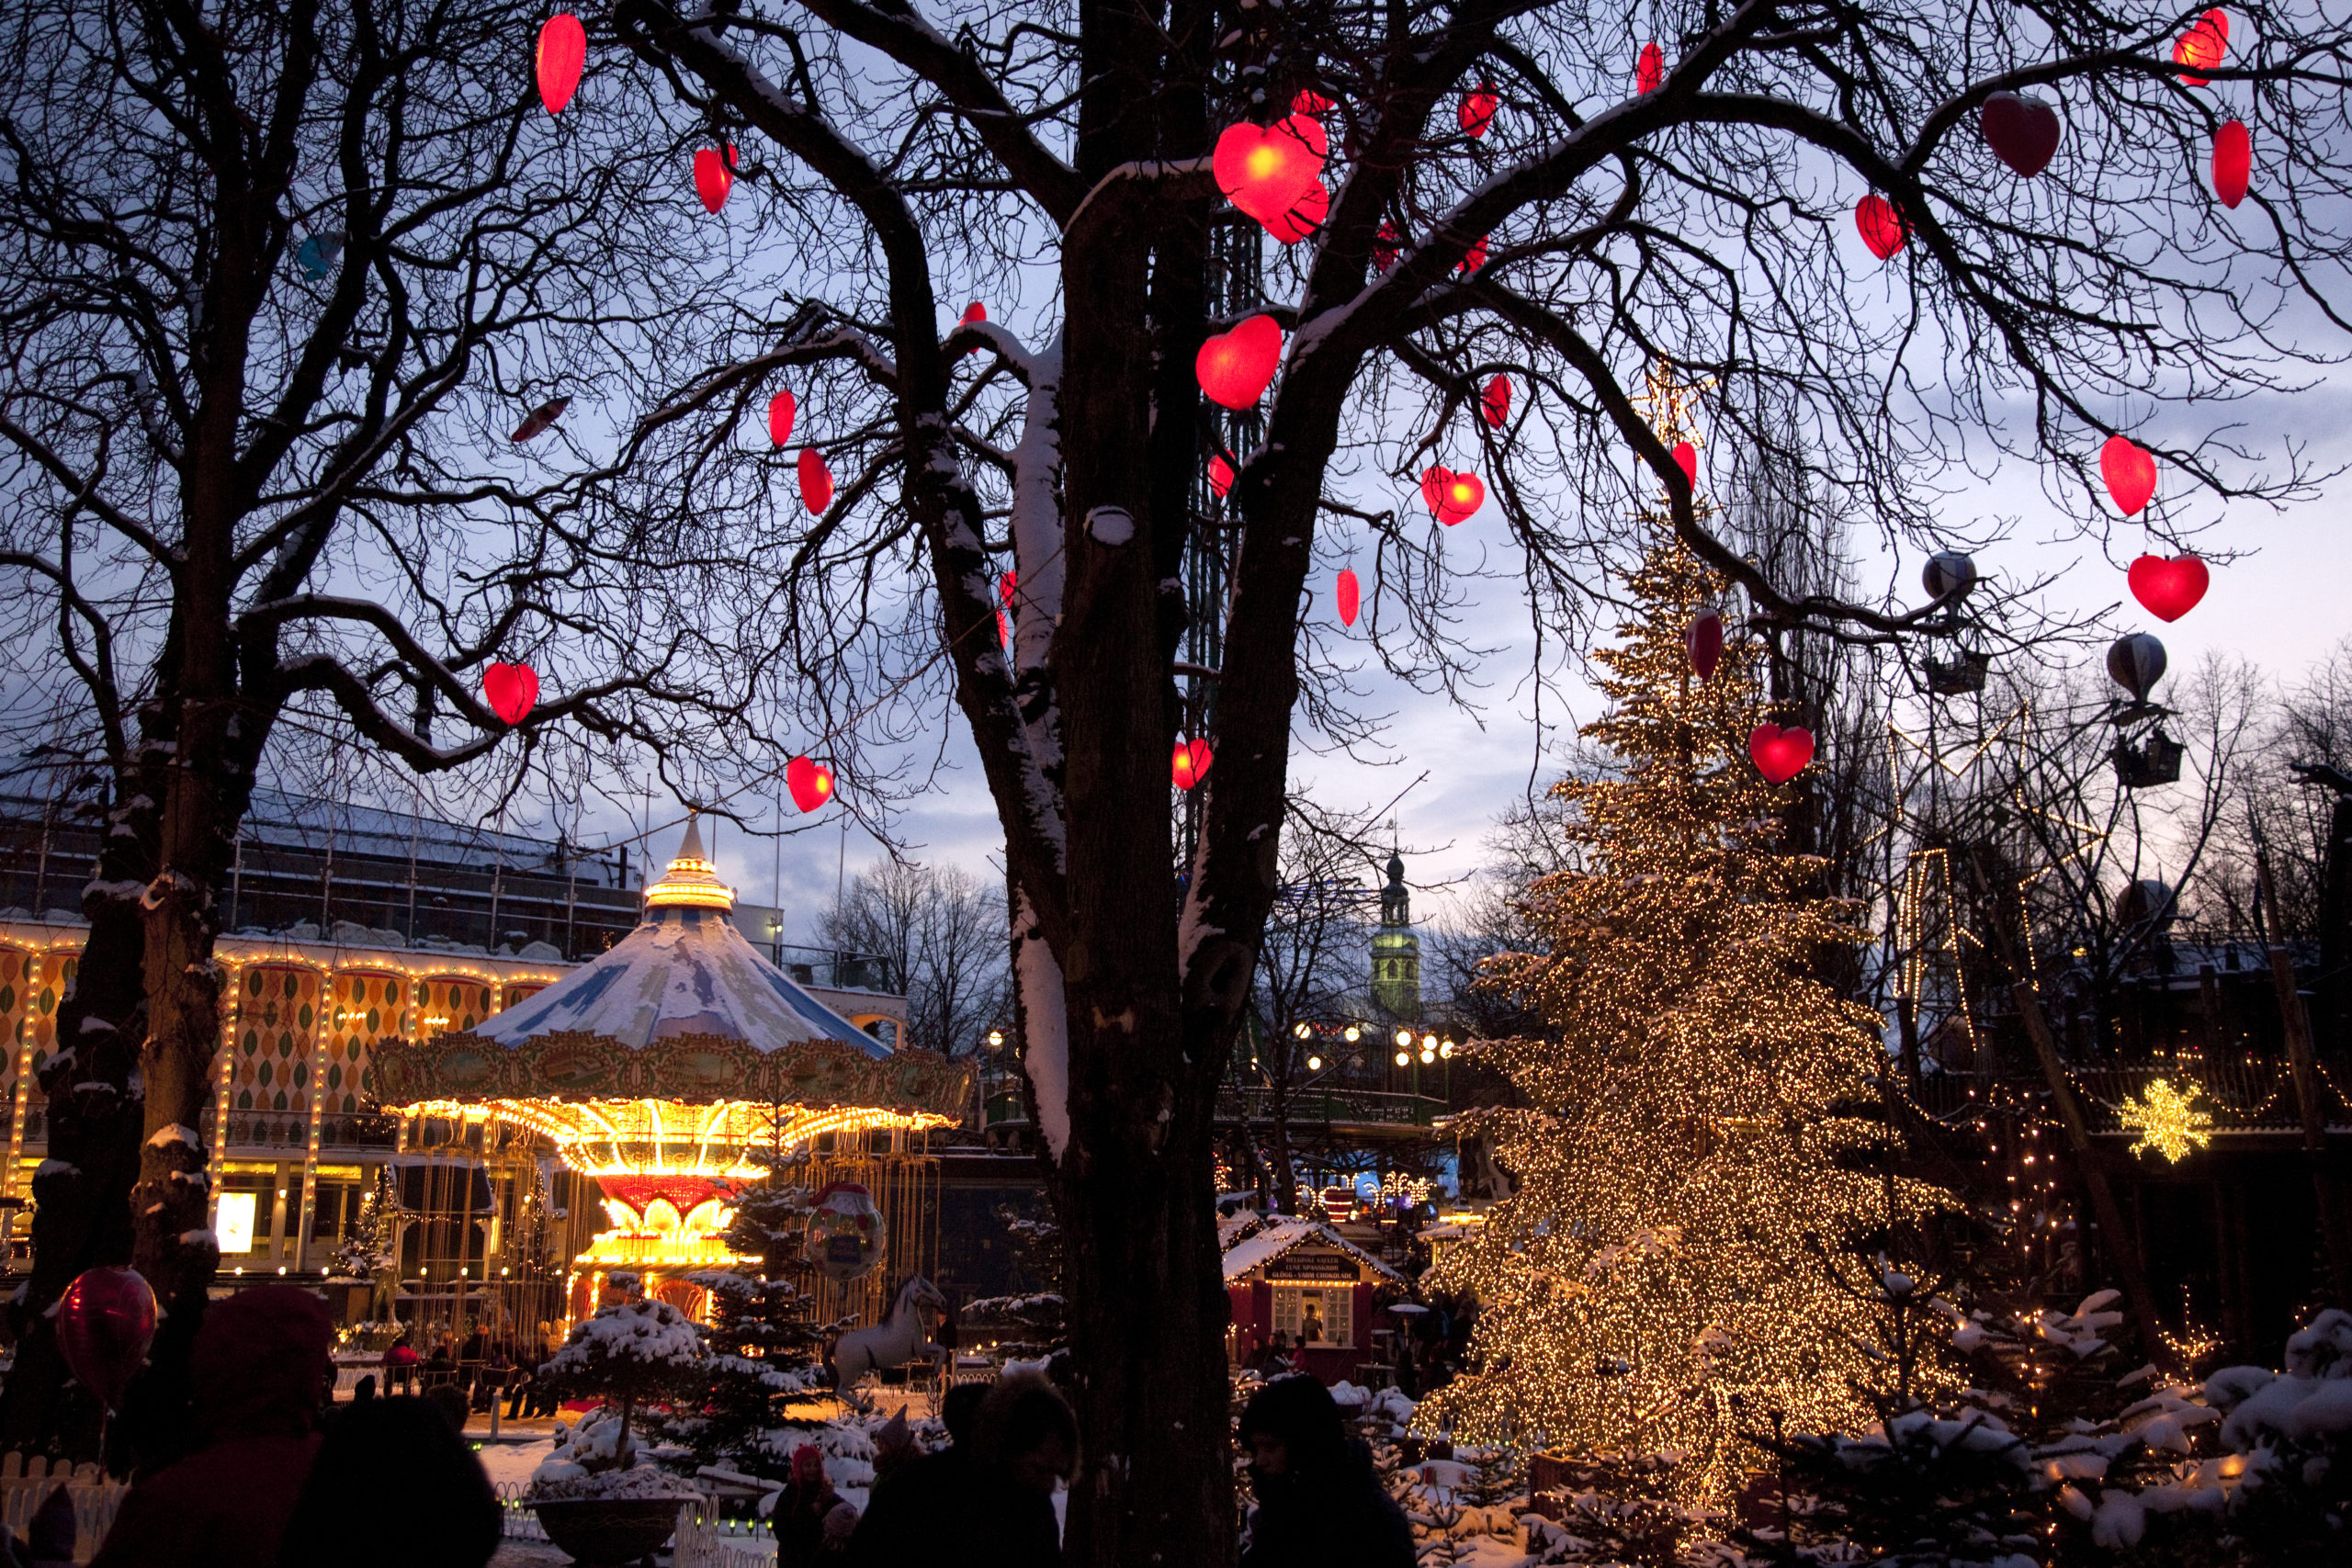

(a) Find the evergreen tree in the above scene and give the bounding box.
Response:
[1424,393,1951,1500]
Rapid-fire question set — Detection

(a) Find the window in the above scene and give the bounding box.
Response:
[1271,1284,1351,1348]
[214,1191,258,1254]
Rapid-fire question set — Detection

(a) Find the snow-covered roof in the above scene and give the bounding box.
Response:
[1220,1215,1406,1286]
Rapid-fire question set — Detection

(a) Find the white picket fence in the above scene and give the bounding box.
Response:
[0,1453,129,1564]
[671,1506,779,1567]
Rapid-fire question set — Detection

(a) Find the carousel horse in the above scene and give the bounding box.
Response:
[830,1274,950,1397]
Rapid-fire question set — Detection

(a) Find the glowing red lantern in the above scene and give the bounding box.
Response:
[1980,92,2061,178]
[2099,434,2157,516]
[1460,84,1498,138]
[962,301,987,324]
[483,662,539,726]
[537,14,586,116]
[1196,314,1283,409]
[510,396,570,443]
[997,570,1016,645]
[786,755,835,813]
[56,1267,155,1414]
[797,446,834,514]
[2128,554,2209,622]
[1688,609,1724,680]
[1337,569,1361,626]
[2175,8,2229,86]
[1420,467,1486,525]
[1208,455,1235,496]
[1214,118,1327,226]
[1373,222,1402,273]
[1456,235,1489,276]
[1479,375,1512,428]
[1292,88,1335,118]
[694,146,734,213]
[1671,442,1699,486]
[1748,723,1815,784]
[1855,195,1906,260]
[1267,181,1329,244]
[1635,42,1666,96]
[1172,739,1213,791]
[767,389,796,447]
[2212,119,2250,209]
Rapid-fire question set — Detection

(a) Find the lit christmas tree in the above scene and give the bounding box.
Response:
[1423,374,1951,1501]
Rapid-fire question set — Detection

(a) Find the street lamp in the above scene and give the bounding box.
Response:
[1293,1022,1313,1040]
[986,1029,1005,1051]
[1342,1025,1360,1043]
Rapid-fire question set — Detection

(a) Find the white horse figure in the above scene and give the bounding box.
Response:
[831,1274,950,1397]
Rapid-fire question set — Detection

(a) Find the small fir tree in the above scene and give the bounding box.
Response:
[964,1201,1067,1365]
[329,1168,395,1311]
[1424,390,1951,1501]
[539,1275,707,1477]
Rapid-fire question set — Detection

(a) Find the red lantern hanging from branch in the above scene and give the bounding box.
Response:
[483,662,539,726]
[2212,119,2251,208]
[1687,610,1724,680]
[56,1267,155,1415]
[1460,84,1498,137]
[1479,375,1512,427]
[1208,455,1235,497]
[693,146,735,214]
[536,14,586,116]
[1373,222,1401,273]
[1195,314,1283,409]
[1980,92,2062,178]
[2099,434,2157,516]
[786,756,835,813]
[767,389,796,447]
[1854,195,1907,259]
[2174,8,2229,86]
[797,446,834,514]
[1292,88,1335,118]
[1671,442,1699,486]
[1747,723,1815,784]
[509,396,570,443]
[997,570,1017,646]
[1337,569,1361,626]
[1420,467,1486,525]
[2128,554,2210,622]
[1455,235,1489,276]
[1635,42,1666,96]
[1171,739,1213,791]
[961,301,987,325]
[1214,118,1326,226]
[1266,182,1329,244]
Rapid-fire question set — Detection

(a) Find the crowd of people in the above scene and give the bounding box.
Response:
[377,1322,565,1418]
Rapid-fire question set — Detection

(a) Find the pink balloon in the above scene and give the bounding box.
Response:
[57,1266,156,1413]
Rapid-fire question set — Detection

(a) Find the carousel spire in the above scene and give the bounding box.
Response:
[644,812,734,912]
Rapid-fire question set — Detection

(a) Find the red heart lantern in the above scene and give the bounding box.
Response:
[2128,554,2210,622]
[1171,739,1213,790]
[786,756,835,813]
[694,147,734,214]
[483,662,539,726]
[1635,42,1666,96]
[2212,119,2250,209]
[962,301,987,324]
[1980,92,2061,178]
[1671,442,1699,486]
[1748,723,1815,784]
[1214,118,1326,226]
[797,446,834,514]
[1000,569,1016,608]
[1196,314,1283,409]
[2174,8,2229,86]
[1267,181,1329,244]
[510,396,570,443]
[1688,609,1724,680]
[767,389,796,447]
[1480,375,1512,427]
[1292,88,1335,118]
[2100,434,2157,516]
[1421,467,1486,525]
[1373,222,1401,273]
[1337,569,1361,626]
[1855,195,1906,260]
[1460,85,1498,138]
[1208,455,1235,497]
[1456,235,1489,276]
[537,14,586,116]
[56,1267,155,1415]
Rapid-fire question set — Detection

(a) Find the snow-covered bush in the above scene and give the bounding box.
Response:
[533,1281,706,1493]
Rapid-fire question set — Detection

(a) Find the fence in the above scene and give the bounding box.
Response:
[0,1453,128,1564]
[494,1488,777,1563]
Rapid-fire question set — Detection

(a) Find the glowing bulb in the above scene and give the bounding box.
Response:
[1306,1055,1322,1071]
[1343,1026,1360,1042]
[1396,1030,1415,1047]
[1395,1050,1410,1066]
[1293,1022,1312,1039]
[1420,1048,1436,1065]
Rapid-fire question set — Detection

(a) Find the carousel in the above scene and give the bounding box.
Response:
[368,818,970,1325]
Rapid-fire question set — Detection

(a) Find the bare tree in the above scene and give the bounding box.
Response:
[819,859,1009,1054]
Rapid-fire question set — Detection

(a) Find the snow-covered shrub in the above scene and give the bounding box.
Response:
[534,1284,706,1493]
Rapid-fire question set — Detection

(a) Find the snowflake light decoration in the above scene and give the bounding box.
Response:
[2118,1077,2213,1163]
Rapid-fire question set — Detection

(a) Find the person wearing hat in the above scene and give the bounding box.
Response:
[1235,1375,1411,1568]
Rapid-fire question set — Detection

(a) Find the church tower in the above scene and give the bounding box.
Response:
[1369,850,1421,1022]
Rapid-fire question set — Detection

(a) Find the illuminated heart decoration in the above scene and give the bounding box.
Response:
[786,755,835,814]
[2212,119,2250,209]
[1480,375,1512,427]
[1292,89,1335,118]
[1000,569,1016,607]
[510,396,570,443]
[1171,739,1213,791]
[1980,92,2061,178]
[1209,455,1235,497]
[1373,222,1401,273]
[694,147,734,214]
[1671,442,1699,486]
[1635,42,1666,96]
[1688,609,1724,680]
[1455,235,1489,276]
[2100,434,2157,516]
[1748,723,1815,784]
[483,662,539,726]
[536,15,586,116]
[962,301,987,324]
[1337,569,1360,627]
[2128,554,2209,622]
[1195,314,1283,409]
[767,389,796,447]
[2175,8,2229,86]
[1214,118,1327,226]
[797,446,834,514]
[1855,195,1906,260]
[1266,181,1329,244]
[1420,467,1485,525]
[1460,85,1498,138]
[56,1267,155,1415]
